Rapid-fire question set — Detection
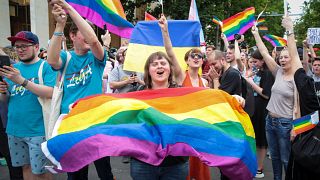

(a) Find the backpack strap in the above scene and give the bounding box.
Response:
[57,51,71,89]
[38,60,45,85]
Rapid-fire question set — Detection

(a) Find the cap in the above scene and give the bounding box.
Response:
[7,31,39,44]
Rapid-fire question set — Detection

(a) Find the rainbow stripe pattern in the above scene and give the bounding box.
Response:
[258,26,268,33]
[293,111,319,135]
[42,88,257,179]
[263,34,287,47]
[123,20,200,73]
[66,0,134,39]
[145,12,157,21]
[212,16,223,28]
[222,7,256,41]
[256,18,265,26]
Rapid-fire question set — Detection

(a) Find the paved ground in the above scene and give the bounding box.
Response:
[0,156,277,180]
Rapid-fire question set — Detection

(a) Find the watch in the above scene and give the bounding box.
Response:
[285,30,294,36]
[21,79,29,87]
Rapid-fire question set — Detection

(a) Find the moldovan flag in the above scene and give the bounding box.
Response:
[123,20,201,72]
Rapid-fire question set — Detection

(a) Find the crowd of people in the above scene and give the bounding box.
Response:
[0,0,319,180]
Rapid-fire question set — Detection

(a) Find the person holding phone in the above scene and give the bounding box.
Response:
[0,31,56,180]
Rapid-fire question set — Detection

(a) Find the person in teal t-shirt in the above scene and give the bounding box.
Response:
[0,31,56,180]
[47,1,114,179]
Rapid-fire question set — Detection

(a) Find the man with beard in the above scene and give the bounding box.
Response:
[207,50,242,95]
[0,31,56,180]
[47,0,114,179]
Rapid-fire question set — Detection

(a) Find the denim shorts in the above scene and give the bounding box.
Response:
[8,135,48,174]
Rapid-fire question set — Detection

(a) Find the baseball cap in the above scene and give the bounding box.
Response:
[7,31,39,44]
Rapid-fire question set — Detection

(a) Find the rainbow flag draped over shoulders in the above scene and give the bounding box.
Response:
[42,88,257,179]
[123,20,200,73]
[66,0,134,39]
[222,7,256,41]
[263,34,287,47]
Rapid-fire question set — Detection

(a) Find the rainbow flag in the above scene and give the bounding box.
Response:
[222,7,256,41]
[42,88,257,179]
[263,34,287,47]
[258,26,268,33]
[256,18,265,26]
[212,16,223,28]
[65,0,134,39]
[145,12,157,21]
[293,111,319,135]
[123,20,200,73]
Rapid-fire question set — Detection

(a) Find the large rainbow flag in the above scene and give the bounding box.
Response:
[222,7,256,41]
[263,34,287,47]
[65,0,134,39]
[123,20,200,73]
[42,88,257,179]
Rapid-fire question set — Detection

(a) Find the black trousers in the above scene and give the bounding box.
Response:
[67,156,114,180]
[0,118,23,180]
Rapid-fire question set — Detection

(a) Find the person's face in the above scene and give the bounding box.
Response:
[248,58,256,69]
[149,57,171,84]
[240,52,247,62]
[212,58,223,74]
[187,52,203,68]
[226,48,235,63]
[14,40,38,62]
[206,47,213,56]
[279,50,292,71]
[312,60,320,76]
[70,31,90,52]
[117,48,127,64]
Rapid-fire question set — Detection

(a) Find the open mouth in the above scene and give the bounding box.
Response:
[156,71,164,75]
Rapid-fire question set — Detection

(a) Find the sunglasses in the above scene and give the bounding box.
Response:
[190,53,203,59]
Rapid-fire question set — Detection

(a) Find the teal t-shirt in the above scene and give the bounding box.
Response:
[59,50,106,114]
[6,59,57,137]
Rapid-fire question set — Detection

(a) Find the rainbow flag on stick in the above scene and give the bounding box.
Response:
[222,7,256,41]
[65,0,134,39]
[42,88,257,179]
[263,34,287,47]
[145,12,157,21]
[212,16,223,28]
[258,26,268,33]
[256,18,265,26]
[293,111,319,135]
[123,20,200,73]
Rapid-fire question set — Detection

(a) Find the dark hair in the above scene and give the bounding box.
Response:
[228,44,235,50]
[206,45,216,50]
[144,51,174,89]
[69,20,95,36]
[184,48,202,62]
[251,49,263,60]
[312,57,320,64]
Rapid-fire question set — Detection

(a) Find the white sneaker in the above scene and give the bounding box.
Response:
[255,170,264,178]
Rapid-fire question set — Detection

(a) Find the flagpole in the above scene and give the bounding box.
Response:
[284,0,288,16]
[160,0,164,14]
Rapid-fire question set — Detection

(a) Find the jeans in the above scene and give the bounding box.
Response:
[130,158,189,180]
[67,156,113,180]
[265,114,292,180]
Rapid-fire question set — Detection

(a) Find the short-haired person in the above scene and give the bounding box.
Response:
[47,0,113,179]
[0,31,56,180]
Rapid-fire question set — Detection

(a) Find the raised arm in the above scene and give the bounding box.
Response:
[234,39,244,72]
[281,16,303,72]
[158,14,184,84]
[302,39,311,72]
[251,26,279,75]
[47,4,66,70]
[221,33,229,51]
[49,0,104,60]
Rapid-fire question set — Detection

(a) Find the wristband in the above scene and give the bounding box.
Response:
[53,32,64,36]
[21,79,29,87]
[285,30,294,36]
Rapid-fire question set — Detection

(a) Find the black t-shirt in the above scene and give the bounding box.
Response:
[294,68,320,116]
[219,67,242,95]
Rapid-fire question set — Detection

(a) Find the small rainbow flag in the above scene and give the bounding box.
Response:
[212,16,223,28]
[256,18,265,26]
[222,7,256,41]
[263,34,287,47]
[258,26,268,33]
[145,12,157,21]
[66,0,134,39]
[293,111,319,135]
[42,88,257,179]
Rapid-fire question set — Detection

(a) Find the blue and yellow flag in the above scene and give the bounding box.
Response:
[124,20,201,72]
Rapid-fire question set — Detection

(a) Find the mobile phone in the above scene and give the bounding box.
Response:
[0,55,11,68]
[276,46,284,52]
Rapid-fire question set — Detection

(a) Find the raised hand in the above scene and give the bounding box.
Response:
[158,14,168,32]
[281,16,294,31]
[0,66,24,85]
[251,25,259,35]
[52,4,67,25]
[101,30,111,48]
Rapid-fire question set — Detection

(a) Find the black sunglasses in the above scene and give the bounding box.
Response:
[190,53,203,59]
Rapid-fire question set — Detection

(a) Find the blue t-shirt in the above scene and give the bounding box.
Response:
[6,59,57,137]
[59,50,106,114]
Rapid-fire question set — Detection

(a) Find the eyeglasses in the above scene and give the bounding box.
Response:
[190,53,203,59]
[13,44,34,51]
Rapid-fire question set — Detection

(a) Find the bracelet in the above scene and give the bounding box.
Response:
[21,79,29,87]
[53,32,64,36]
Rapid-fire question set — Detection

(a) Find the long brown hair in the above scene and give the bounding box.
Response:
[143,51,174,89]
